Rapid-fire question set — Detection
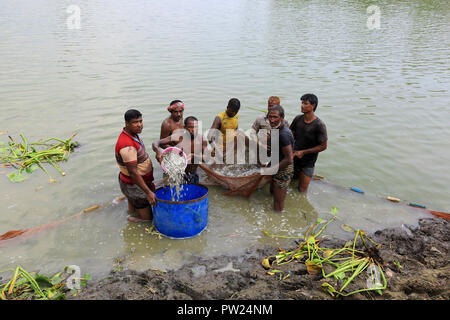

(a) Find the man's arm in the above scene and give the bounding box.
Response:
[124,161,156,206]
[290,130,296,139]
[120,146,156,205]
[294,141,327,159]
[289,116,297,141]
[208,116,221,144]
[152,136,173,163]
[160,119,172,139]
[278,144,294,170]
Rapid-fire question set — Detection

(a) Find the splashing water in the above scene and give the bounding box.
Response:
[161,151,186,201]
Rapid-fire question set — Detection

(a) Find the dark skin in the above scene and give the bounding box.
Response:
[160,106,184,149]
[208,106,239,162]
[153,119,207,175]
[123,116,156,221]
[208,106,238,144]
[267,109,293,212]
[291,99,327,192]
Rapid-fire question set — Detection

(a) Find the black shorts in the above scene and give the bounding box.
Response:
[294,158,314,178]
[119,176,155,209]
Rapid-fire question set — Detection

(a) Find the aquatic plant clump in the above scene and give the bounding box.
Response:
[0,265,91,300]
[161,150,186,201]
[0,133,77,183]
[262,207,387,298]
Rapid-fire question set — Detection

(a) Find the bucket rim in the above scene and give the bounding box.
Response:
[155,183,209,204]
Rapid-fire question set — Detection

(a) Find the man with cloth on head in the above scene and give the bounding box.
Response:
[159,100,185,149]
[251,96,289,134]
[115,109,156,223]
[250,96,289,163]
[153,116,207,184]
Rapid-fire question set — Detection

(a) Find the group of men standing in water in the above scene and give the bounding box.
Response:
[115,94,327,222]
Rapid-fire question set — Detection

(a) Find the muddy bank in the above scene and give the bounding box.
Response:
[72,218,449,300]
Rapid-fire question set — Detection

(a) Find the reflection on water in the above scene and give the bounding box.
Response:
[0,0,448,278]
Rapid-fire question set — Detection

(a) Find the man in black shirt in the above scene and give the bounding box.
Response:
[289,94,327,193]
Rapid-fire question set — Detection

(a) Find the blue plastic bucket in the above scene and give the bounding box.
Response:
[153,184,209,239]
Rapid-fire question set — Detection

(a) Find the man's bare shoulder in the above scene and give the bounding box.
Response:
[161,117,172,125]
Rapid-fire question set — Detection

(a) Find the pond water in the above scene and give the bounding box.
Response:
[0,0,448,278]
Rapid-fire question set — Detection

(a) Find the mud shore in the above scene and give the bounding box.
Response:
[73,218,449,300]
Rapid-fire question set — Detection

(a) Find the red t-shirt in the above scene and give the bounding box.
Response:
[115,128,154,187]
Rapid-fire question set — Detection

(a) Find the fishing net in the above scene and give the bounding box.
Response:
[197,130,273,197]
[199,164,271,197]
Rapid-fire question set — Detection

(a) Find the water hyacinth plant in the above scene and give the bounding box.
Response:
[0,133,77,183]
[262,207,387,298]
[0,265,91,300]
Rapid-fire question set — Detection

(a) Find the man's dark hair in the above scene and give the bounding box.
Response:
[124,109,142,122]
[184,116,198,126]
[269,105,285,118]
[227,98,241,112]
[301,93,318,111]
[169,99,183,106]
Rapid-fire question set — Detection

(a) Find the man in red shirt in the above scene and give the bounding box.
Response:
[115,109,156,222]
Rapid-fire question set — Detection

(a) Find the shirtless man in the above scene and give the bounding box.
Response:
[153,116,207,184]
[159,100,185,149]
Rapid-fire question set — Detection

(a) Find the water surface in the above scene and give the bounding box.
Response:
[0,0,448,277]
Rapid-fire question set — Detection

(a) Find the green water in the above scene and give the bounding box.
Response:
[0,0,448,277]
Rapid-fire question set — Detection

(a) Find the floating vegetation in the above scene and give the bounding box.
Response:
[0,133,77,183]
[247,106,266,113]
[0,265,91,300]
[262,207,387,298]
[144,225,164,240]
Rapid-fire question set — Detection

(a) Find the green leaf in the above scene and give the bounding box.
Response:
[316,218,326,224]
[341,224,354,233]
[307,236,316,244]
[271,269,284,273]
[334,271,346,280]
[83,273,92,281]
[80,273,92,287]
[322,282,339,297]
[50,276,63,285]
[330,207,339,215]
[8,171,29,182]
[34,274,53,288]
[25,165,38,174]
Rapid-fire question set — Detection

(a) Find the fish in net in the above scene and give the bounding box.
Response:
[199,163,271,198]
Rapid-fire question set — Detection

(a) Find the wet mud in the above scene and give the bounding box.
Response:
[72,218,449,300]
